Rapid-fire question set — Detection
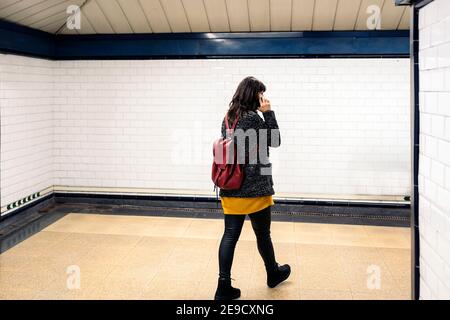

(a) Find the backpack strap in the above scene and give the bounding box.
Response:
[225,113,240,130]
[225,113,240,139]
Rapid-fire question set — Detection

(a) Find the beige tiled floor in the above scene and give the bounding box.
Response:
[0,213,411,300]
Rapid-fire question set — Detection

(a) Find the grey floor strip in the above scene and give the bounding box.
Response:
[0,194,410,254]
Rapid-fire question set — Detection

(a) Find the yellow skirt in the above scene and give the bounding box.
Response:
[220,195,274,215]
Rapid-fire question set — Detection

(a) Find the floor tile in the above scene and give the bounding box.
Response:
[0,213,411,300]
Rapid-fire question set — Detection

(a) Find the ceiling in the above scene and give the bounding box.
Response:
[0,0,410,35]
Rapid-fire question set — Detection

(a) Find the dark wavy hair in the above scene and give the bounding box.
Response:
[227,76,266,124]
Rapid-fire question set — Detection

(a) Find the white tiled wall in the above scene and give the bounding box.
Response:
[418,0,450,300]
[53,58,411,198]
[0,54,411,212]
[0,54,54,211]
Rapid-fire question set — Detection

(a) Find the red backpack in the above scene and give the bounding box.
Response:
[211,113,244,191]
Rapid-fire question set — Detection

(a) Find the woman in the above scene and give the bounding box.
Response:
[214,76,291,300]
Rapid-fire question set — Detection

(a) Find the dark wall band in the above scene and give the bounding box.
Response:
[0,19,410,60]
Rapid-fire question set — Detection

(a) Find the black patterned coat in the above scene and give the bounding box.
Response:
[218,110,281,198]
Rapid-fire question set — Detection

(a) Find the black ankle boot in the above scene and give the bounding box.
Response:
[267,263,291,288]
[214,277,241,300]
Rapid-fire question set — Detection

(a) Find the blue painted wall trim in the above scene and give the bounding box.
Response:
[0,19,55,58]
[396,0,433,8]
[0,20,409,59]
[55,30,410,59]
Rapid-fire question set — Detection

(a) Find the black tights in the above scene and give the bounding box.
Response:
[218,206,277,279]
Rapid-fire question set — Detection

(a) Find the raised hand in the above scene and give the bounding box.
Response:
[258,94,271,113]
